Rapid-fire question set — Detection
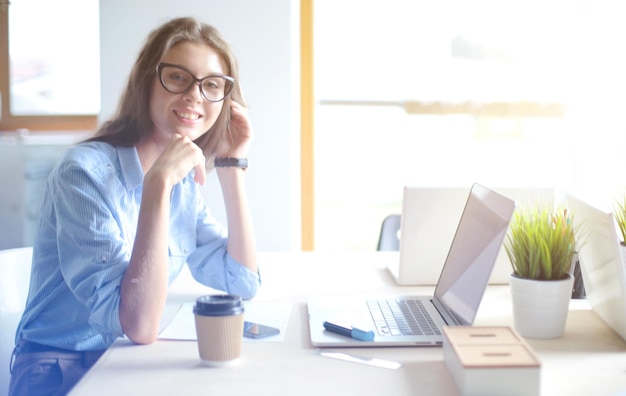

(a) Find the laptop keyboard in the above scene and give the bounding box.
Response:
[367,299,441,336]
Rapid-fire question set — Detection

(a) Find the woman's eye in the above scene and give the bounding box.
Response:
[203,80,220,90]
[170,73,186,82]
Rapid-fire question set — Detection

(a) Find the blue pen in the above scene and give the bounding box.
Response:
[323,321,375,341]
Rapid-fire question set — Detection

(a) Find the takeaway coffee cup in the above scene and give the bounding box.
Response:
[193,294,245,367]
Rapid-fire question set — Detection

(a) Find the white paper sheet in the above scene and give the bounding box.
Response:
[158,301,292,342]
[316,350,402,369]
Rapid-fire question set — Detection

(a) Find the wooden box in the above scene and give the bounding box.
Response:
[443,326,541,396]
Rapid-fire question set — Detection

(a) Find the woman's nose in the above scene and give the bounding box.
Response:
[183,82,204,103]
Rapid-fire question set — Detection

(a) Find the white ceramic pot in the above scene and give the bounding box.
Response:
[509,273,574,339]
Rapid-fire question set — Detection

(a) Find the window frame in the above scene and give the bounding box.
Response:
[0,4,97,132]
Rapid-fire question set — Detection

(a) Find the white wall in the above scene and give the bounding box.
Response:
[99,0,301,251]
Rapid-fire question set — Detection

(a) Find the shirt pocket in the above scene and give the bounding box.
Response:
[168,231,195,280]
[169,231,195,258]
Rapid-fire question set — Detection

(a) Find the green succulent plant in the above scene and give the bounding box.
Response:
[504,206,576,281]
[614,195,626,246]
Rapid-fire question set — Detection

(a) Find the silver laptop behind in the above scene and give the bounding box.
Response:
[308,183,516,347]
[388,186,555,286]
[567,194,626,341]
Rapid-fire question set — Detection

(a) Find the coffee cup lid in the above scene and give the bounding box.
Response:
[193,294,244,316]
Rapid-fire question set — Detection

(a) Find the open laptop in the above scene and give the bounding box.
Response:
[308,183,516,347]
[387,186,555,286]
[566,194,626,341]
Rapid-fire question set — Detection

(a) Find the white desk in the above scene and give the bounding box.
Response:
[70,252,626,396]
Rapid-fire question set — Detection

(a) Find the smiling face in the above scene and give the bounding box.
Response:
[149,41,228,143]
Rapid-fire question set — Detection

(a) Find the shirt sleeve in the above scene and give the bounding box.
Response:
[52,158,127,338]
[185,188,260,300]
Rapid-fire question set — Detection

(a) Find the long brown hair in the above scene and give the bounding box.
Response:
[87,17,245,165]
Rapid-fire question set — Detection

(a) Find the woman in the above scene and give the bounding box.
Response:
[9,17,260,395]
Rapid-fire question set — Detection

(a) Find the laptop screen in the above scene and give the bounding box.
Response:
[567,194,626,341]
[433,183,515,325]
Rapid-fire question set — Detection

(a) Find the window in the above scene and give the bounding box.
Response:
[312,0,626,251]
[0,0,100,131]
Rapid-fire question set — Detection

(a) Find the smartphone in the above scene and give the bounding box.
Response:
[243,321,280,339]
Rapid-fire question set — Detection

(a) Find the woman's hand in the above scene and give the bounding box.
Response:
[148,134,207,186]
[217,100,253,159]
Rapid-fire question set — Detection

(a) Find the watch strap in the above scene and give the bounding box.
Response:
[214,157,248,170]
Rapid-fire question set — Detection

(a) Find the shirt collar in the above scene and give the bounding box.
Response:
[118,146,144,190]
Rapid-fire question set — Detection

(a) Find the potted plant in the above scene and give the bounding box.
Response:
[503,206,577,338]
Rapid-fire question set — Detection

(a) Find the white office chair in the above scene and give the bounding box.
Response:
[0,247,32,396]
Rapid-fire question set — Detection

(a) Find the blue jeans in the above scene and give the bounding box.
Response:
[9,341,106,396]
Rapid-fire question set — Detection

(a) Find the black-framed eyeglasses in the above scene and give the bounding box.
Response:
[156,62,235,103]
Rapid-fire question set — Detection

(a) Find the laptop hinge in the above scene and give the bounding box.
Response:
[431,298,470,326]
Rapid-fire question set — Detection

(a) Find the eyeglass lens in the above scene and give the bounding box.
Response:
[159,64,234,102]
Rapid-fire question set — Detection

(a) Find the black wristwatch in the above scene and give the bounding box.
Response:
[214,157,248,170]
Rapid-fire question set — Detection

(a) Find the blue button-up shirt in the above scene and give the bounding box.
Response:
[15,141,260,351]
